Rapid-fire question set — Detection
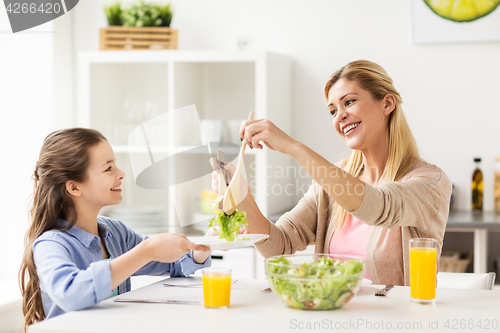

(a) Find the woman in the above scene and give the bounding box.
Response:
[211,60,451,286]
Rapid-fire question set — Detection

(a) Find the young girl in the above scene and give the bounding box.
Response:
[19,128,211,331]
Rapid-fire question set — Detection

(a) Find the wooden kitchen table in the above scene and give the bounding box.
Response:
[29,278,500,333]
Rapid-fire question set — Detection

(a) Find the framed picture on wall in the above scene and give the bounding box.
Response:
[412,0,500,44]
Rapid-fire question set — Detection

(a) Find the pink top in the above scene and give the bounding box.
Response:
[257,160,451,286]
[329,215,371,280]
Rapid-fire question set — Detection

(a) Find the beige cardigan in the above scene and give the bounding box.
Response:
[255,159,452,286]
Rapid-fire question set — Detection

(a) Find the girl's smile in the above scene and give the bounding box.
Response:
[77,140,125,209]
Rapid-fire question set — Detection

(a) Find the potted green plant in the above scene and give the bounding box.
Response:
[100,1,177,51]
[122,1,173,27]
[155,3,173,27]
[104,2,123,26]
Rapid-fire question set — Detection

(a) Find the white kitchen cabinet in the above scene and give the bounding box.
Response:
[77,50,293,234]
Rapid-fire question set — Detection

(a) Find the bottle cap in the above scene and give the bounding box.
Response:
[474,158,481,162]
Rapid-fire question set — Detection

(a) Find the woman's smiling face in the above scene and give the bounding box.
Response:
[327,78,393,152]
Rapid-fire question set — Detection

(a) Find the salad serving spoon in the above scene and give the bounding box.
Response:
[222,111,254,215]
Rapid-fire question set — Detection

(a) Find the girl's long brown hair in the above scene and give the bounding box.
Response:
[19,128,106,332]
[324,60,421,231]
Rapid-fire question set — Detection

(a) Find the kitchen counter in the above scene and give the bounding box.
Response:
[447,211,500,229]
[446,211,500,274]
[269,210,500,228]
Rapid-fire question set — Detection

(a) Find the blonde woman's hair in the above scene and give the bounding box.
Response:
[324,60,421,231]
[19,128,106,332]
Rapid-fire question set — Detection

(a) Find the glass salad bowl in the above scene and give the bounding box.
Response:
[265,254,365,310]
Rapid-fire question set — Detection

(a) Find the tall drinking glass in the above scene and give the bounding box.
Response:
[410,238,437,305]
[202,267,232,308]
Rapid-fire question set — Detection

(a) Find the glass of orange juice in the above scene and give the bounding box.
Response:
[202,267,232,308]
[410,238,437,305]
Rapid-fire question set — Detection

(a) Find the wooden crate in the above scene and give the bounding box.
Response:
[100,26,178,51]
[439,251,472,273]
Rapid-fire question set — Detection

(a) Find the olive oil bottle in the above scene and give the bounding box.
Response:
[495,157,500,213]
[472,158,483,212]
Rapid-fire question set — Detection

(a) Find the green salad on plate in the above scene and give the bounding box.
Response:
[208,210,248,242]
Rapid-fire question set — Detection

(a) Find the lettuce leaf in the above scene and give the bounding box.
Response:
[208,210,248,241]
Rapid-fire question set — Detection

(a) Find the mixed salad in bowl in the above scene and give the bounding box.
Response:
[265,254,365,310]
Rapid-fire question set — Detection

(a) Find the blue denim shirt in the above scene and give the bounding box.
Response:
[33,216,211,319]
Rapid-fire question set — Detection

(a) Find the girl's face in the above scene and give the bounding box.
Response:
[78,140,125,209]
[327,79,393,152]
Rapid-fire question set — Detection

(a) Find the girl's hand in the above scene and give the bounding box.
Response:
[143,234,209,263]
[192,229,217,262]
[240,119,297,155]
[193,238,212,263]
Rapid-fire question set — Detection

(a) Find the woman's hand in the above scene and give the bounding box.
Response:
[204,229,219,237]
[143,234,209,263]
[206,227,248,237]
[209,159,249,204]
[240,119,297,155]
[209,158,232,195]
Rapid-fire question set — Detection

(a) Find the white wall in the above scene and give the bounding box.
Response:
[0,10,74,283]
[71,0,500,212]
[0,16,55,279]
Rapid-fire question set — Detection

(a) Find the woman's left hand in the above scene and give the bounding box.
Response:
[240,119,297,155]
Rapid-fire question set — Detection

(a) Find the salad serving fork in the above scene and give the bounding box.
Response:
[222,111,254,215]
[373,284,394,296]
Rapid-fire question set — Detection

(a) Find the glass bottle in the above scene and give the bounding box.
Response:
[495,157,500,213]
[472,158,483,212]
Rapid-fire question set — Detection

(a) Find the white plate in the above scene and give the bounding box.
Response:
[188,234,270,250]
